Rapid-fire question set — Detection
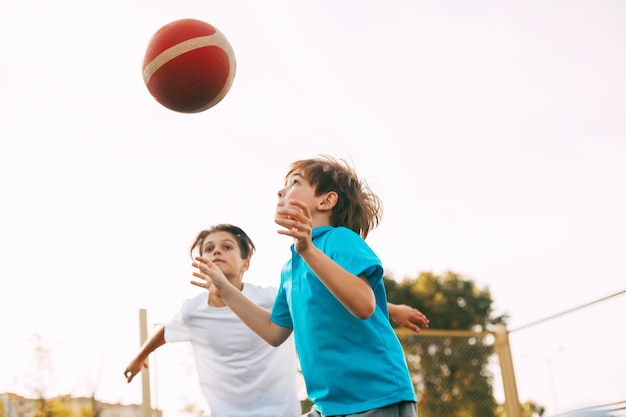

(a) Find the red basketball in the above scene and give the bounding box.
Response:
[142,19,236,113]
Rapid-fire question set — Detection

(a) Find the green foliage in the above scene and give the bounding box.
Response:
[47,397,75,417]
[521,400,546,417]
[180,402,205,417]
[386,271,509,417]
[385,271,507,331]
[31,396,75,417]
[79,395,102,417]
[495,400,546,417]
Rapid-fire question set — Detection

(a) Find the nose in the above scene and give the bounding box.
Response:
[277,187,285,198]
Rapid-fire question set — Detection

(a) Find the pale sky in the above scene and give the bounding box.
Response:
[1,1,625,416]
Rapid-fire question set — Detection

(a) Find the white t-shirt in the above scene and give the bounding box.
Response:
[165,283,301,417]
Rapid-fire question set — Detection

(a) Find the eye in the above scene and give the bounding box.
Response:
[203,245,215,254]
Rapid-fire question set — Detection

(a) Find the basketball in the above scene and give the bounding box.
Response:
[142,18,236,113]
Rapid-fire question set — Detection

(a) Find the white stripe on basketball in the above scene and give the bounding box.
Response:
[142,32,235,84]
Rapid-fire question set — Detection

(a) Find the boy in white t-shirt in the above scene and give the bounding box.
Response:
[124,224,428,417]
[124,224,300,417]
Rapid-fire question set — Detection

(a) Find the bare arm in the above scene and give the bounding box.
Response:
[388,303,429,332]
[191,257,292,347]
[275,199,376,319]
[124,325,166,383]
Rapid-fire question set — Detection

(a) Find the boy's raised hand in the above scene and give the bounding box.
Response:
[191,257,230,296]
[275,199,313,253]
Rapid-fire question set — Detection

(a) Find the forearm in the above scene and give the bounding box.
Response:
[300,246,375,319]
[387,302,398,317]
[220,285,292,346]
[125,326,166,382]
[136,326,166,360]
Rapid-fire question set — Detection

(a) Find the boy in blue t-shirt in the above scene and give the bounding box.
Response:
[192,156,422,416]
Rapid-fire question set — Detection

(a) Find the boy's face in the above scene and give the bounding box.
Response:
[201,231,250,279]
[277,172,318,211]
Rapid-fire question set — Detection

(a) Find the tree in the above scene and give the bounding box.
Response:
[385,271,508,417]
[28,333,54,417]
[46,397,74,417]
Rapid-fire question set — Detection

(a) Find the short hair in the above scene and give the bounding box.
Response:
[190,224,256,259]
[285,155,382,239]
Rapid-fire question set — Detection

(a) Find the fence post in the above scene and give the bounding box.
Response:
[139,309,152,417]
[494,323,522,417]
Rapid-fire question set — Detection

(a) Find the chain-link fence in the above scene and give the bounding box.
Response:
[398,327,506,417]
[397,290,626,417]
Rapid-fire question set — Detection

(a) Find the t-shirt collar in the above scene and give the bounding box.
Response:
[312,225,333,239]
[290,226,334,252]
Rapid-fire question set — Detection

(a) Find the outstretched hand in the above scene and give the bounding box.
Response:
[275,199,314,253]
[124,359,147,383]
[389,304,429,333]
[191,257,230,296]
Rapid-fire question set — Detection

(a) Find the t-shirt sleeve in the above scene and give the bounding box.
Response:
[270,279,293,329]
[328,227,383,286]
[164,301,191,343]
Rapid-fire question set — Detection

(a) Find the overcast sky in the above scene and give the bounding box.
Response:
[1,1,625,416]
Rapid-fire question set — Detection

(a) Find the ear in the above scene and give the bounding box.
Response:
[241,258,251,273]
[318,191,338,212]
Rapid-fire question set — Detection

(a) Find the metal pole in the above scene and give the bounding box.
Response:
[153,323,162,411]
[139,309,152,417]
[521,347,563,414]
[494,323,522,417]
[546,357,559,413]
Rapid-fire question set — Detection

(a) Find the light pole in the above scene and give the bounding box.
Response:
[521,346,564,414]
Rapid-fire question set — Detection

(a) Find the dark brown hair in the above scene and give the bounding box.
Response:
[285,155,383,239]
[190,224,256,259]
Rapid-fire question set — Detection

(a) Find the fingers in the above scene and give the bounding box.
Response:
[392,305,429,333]
[193,257,209,271]
[124,369,135,383]
[408,308,429,326]
[191,258,221,291]
[190,280,207,289]
[275,199,311,228]
[276,199,307,215]
[274,212,297,231]
[191,271,206,280]
[412,314,429,328]
[192,257,214,276]
[406,323,420,333]
[190,270,209,289]
[418,311,429,327]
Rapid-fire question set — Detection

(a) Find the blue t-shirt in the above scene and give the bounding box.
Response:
[271,226,416,416]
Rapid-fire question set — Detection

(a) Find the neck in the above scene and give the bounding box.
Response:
[312,217,332,229]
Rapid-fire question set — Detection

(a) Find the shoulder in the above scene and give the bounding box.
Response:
[242,282,278,303]
[180,292,209,310]
[325,227,382,275]
[316,225,361,242]
[331,226,361,239]
[325,226,367,248]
